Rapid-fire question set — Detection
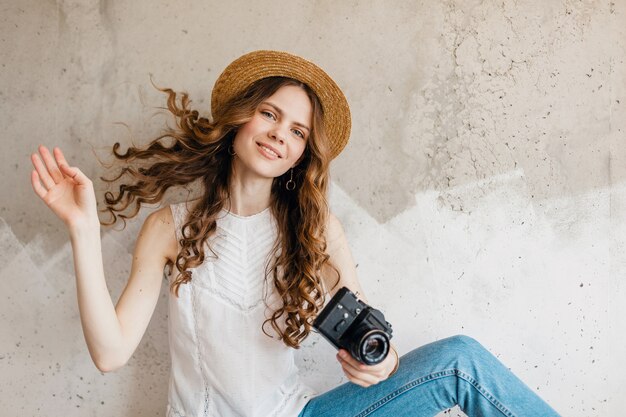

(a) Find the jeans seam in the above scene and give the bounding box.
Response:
[353,369,515,417]
[454,369,515,417]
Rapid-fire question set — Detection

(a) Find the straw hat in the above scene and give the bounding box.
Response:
[211,50,351,160]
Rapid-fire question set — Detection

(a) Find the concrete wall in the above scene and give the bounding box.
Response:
[1,0,624,415]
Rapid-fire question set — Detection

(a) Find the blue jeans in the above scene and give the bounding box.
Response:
[298,335,560,417]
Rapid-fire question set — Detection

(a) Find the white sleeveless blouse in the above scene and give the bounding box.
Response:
[166,202,316,417]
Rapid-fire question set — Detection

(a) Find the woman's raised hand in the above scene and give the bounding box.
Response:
[30,145,99,231]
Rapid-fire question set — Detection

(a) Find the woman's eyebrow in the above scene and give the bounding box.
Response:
[262,101,311,132]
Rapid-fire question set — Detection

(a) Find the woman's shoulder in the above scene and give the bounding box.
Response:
[142,205,178,264]
[168,198,201,219]
[147,205,176,224]
[326,211,346,243]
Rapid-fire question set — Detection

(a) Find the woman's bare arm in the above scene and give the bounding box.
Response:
[70,207,176,371]
[321,213,398,387]
[321,213,367,301]
[31,145,177,372]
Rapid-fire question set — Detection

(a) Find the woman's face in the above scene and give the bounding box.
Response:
[232,84,312,181]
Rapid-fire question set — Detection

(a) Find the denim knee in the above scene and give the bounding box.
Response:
[443,334,484,350]
[419,334,489,370]
[399,334,490,375]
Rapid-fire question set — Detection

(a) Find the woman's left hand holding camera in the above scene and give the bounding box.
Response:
[336,347,399,388]
[322,214,400,388]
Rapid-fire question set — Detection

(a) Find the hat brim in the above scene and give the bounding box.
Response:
[211,50,351,160]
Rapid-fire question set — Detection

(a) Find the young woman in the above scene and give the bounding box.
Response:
[30,50,561,417]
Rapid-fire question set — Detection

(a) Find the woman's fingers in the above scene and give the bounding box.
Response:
[38,145,64,183]
[31,169,48,199]
[340,361,379,387]
[337,351,382,387]
[31,152,55,190]
[59,163,91,186]
[53,147,70,171]
[30,145,90,198]
[337,351,363,373]
[338,350,386,376]
[51,147,89,185]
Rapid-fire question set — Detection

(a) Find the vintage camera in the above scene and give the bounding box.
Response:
[313,287,393,365]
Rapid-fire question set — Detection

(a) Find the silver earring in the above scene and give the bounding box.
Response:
[286,168,296,191]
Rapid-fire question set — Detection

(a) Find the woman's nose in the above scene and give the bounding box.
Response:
[269,125,287,143]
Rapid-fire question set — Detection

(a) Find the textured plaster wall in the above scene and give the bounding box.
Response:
[1,0,624,416]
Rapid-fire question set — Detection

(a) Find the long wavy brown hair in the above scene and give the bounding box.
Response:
[100,76,339,348]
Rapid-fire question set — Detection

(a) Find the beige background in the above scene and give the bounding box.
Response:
[2,0,625,416]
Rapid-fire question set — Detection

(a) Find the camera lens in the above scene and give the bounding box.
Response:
[357,330,389,365]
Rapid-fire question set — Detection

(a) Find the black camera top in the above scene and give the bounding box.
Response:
[313,287,393,365]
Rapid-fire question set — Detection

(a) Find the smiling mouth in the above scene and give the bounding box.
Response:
[257,142,281,158]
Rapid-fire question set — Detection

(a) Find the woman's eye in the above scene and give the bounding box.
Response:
[292,129,305,139]
[261,110,275,120]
